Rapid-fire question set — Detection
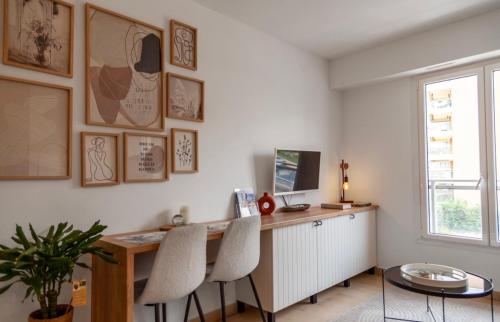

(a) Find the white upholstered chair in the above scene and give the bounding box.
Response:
[206,215,266,322]
[135,224,207,322]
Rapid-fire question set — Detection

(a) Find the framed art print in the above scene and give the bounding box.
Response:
[3,0,74,77]
[166,73,204,122]
[0,75,72,180]
[124,133,169,183]
[171,128,198,173]
[86,4,165,131]
[170,20,197,70]
[81,132,119,187]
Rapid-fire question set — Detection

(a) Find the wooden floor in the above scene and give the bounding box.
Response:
[226,273,382,322]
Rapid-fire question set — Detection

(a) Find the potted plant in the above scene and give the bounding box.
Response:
[0,221,116,322]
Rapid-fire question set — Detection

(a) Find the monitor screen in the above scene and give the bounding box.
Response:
[273,149,321,196]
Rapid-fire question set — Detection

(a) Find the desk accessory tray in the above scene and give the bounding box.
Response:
[400,263,468,289]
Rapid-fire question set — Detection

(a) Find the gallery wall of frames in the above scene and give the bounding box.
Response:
[0,0,203,186]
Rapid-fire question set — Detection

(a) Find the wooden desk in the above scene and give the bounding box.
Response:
[91,206,378,322]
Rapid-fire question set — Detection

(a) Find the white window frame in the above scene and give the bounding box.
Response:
[418,66,489,246]
[485,62,500,247]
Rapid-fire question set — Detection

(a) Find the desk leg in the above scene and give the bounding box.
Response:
[92,246,134,322]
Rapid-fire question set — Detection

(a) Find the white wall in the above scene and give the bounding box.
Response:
[342,77,500,287]
[329,8,500,90]
[0,0,342,321]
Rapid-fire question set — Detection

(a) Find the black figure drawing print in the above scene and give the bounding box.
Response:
[170,20,196,70]
[86,4,164,131]
[88,137,113,181]
[81,132,118,186]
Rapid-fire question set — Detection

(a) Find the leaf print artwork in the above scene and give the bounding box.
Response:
[176,134,192,167]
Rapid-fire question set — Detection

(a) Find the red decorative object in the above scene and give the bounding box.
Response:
[258,192,276,216]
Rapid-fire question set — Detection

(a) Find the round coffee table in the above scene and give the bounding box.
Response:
[382,265,494,322]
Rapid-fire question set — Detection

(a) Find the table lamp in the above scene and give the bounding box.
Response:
[340,159,353,203]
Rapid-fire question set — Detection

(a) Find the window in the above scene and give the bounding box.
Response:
[418,65,496,245]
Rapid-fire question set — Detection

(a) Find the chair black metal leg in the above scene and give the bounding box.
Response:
[267,312,276,322]
[154,304,160,322]
[309,294,318,304]
[184,293,192,322]
[344,279,351,288]
[237,300,246,313]
[248,274,267,322]
[219,282,227,322]
[192,291,206,322]
[162,303,167,322]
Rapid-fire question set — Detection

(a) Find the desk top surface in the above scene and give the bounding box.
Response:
[97,205,378,254]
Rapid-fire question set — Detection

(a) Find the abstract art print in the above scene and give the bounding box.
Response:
[81,132,119,187]
[167,73,204,122]
[0,75,72,180]
[170,20,197,70]
[3,0,74,77]
[124,133,168,182]
[86,4,164,131]
[171,128,198,173]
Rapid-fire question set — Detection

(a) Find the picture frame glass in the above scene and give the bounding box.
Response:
[168,75,203,122]
[173,130,197,172]
[87,6,163,130]
[82,134,118,185]
[126,135,167,181]
[0,78,70,178]
[5,0,72,76]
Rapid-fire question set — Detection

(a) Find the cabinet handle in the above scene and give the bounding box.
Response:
[313,221,318,227]
[318,220,323,226]
[350,214,356,220]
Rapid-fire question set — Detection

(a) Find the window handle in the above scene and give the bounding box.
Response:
[475,176,486,189]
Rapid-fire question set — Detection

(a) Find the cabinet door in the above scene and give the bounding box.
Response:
[273,221,318,311]
[317,215,351,291]
[350,211,377,274]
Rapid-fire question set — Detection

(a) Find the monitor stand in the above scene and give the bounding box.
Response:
[281,196,310,212]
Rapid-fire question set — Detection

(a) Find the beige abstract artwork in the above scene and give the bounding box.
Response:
[124,133,168,182]
[0,76,71,179]
[86,4,164,131]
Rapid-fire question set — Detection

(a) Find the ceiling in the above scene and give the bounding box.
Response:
[194,0,500,59]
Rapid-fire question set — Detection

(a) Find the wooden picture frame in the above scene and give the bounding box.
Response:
[166,72,204,122]
[170,19,197,70]
[0,75,72,180]
[171,128,199,173]
[124,132,169,183]
[3,0,74,78]
[85,3,165,131]
[80,132,119,187]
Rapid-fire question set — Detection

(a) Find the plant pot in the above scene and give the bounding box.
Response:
[28,305,73,322]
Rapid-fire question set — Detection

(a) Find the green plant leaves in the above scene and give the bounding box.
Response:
[0,221,116,318]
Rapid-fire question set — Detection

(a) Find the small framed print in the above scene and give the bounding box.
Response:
[81,132,119,187]
[124,133,169,183]
[171,128,198,173]
[170,20,197,70]
[167,73,204,122]
[3,0,74,77]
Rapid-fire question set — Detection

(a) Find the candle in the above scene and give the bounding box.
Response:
[180,206,190,224]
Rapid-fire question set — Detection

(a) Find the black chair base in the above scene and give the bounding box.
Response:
[146,290,205,322]
[218,274,266,322]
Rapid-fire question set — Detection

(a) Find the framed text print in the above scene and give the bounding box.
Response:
[124,133,169,183]
[0,75,72,180]
[85,4,165,131]
[170,20,197,70]
[166,73,204,122]
[81,132,119,187]
[171,128,198,173]
[3,0,74,77]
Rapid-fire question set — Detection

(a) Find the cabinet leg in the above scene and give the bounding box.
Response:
[343,279,351,288]
[309,294,318,304]
[368,267,376,275]
[237,301,246,313]
[267,312,276,322]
